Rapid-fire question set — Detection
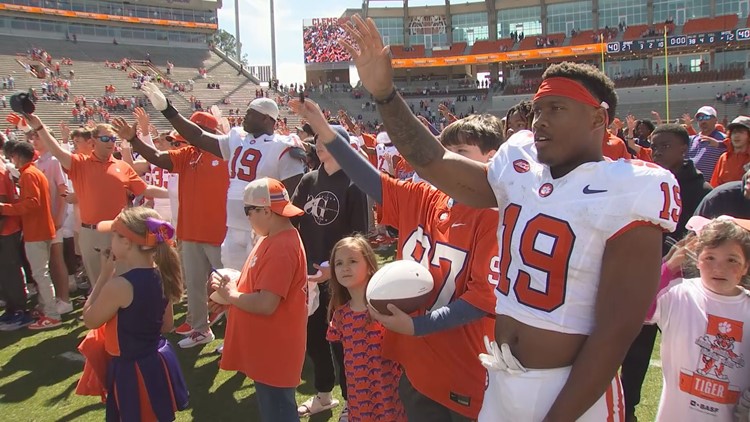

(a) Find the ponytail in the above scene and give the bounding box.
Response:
[154,240,183,304]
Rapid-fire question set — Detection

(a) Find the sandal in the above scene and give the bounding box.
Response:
[297,394,339,417]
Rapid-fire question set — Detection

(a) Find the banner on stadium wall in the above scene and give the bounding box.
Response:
[0,4,217,30]
[408,16,447,35]
[390,43,605,68]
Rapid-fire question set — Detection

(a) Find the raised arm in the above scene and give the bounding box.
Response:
[23,113,72,170]
[112,118,174,171]
[340,15,496,208]
[141,82,223,158]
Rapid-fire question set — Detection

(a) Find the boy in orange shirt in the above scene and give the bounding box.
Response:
[710,116,750,187]
[210,177,307,422]
[0,141,60,329]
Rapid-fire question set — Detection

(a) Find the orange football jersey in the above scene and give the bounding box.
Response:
[379,173,498,418]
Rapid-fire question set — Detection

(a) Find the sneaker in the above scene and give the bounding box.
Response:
[174,322,193,335]
[28,314,62,330]
[56,299,74,315]
[178,330,215,349]
[208,310,225,327]
[0,312,34,331]
[215,342,224,354]
[77,279,90,291]
[0,311,15,325]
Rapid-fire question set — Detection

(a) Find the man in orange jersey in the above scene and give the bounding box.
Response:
[293,98,500,421]
[0,141,60,329]
[210,177,307,422]
[112,112,229,349]
[0,139,29,331]
[21,113,167,287]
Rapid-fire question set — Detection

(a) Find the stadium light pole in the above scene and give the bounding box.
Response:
[270,0,277,81]
[235,0,242,61]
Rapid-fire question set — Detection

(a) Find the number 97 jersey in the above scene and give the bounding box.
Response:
[487,131,680,335]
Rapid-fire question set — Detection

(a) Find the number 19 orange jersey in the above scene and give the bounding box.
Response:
[379,173,498,419]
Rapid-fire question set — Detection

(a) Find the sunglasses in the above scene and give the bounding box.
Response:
[244,205,263,216]
[98,135,118,143]
[696,114,714,122]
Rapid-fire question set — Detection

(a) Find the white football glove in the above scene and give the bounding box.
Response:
[141,82,168,111]
[478,336,527,374]
[734,388,750,421]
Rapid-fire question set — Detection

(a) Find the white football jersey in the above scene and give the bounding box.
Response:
[487,131,680,335]
[218,128,305,229]
[143,164,176,223]
[652,278,750,422]
[375,143,399,175]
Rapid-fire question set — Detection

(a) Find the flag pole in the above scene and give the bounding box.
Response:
[664,26,670,122]
[600,33,605,72]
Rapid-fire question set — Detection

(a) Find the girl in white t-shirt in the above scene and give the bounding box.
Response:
[649,216,750,422]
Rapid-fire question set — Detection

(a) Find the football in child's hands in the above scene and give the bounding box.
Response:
[209,268,241,305]
[366,260,434,315]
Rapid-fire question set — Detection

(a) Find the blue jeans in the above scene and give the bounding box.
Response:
[255,382,299,422]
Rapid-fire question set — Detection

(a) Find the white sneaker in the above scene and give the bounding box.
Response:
[178,330,215,349]
[56,299,74,315]
[215,342,224,354]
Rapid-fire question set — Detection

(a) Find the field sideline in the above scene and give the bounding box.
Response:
[0,249,663,421]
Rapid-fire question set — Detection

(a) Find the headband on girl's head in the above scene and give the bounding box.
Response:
[533,77,610,110]
[97,216,175,247]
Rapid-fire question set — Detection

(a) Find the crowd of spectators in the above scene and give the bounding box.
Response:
[303,21,353,63]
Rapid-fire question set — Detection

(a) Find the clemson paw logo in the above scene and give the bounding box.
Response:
[513,159,530,173]
[539,183,554,198]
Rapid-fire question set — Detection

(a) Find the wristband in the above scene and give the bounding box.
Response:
[374,87,398,106]
[161,100,179,119]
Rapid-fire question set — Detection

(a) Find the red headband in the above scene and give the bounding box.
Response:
[534,77,609,110]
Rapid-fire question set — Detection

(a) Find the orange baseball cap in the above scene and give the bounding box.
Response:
[165,130,187,145]
[243,177,304,217]
[190,112,219,131]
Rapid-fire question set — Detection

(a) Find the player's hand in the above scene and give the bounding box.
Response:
[141,82,168,111]
[307,263,331,284]
[368,304,415,336]
[478,336,527,374]
[340,14,394,99]
[59,121,70,142]
[289,98,336,144]
[132,107,150,134]
[111,117,137,141]
[699,135,721,147]
[650,110,663,125]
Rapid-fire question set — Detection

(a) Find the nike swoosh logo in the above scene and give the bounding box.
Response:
[583,185,608,194]
[451,223,466,228]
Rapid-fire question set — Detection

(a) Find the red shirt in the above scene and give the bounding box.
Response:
[0,161,21,235]
[603,133,631,161]
[710,146,750,187]
[380,174,498,418]
[0,162,55,241]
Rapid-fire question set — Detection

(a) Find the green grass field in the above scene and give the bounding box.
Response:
[0,247,664,421]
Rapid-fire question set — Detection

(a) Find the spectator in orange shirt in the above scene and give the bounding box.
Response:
[624,115,654,162]
[0,141,29,331]
[0,141,61,329]
[209,177,307,422]
[710,116,750,187]
[22,114,167,288]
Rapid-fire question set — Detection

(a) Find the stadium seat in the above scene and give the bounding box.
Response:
[683,15,739,35]
[432,42,467,57]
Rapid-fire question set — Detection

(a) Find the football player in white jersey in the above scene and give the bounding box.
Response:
[142,83,305,270]
[342,16,680,421]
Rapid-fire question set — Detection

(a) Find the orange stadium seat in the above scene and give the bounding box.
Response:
[622,24,649,41]
[569,30,595,45]
[470,39,514,54]
[683,14,739,35]
[390,45,426,59]
[432,42,467,57]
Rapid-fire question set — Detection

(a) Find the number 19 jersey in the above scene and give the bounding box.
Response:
[487,131,680,335]
[218,128,305,229]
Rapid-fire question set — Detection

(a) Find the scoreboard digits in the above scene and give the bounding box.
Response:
[607,28,749,53]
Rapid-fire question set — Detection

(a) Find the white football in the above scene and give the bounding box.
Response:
[209,268,241,305]
[366,260,434,315]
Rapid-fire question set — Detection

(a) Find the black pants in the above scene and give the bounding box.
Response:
[306,282,347,400]
[621,324,659,417]
[0,232,28,313]
[63,236,80,276]
[398,373,473,422]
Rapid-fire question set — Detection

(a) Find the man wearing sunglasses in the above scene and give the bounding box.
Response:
[142,82,305,273]
[687,106,727,182]
[21,114,168,289]
[112,111,229,349]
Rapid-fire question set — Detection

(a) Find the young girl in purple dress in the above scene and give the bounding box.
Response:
[80,206,188,421]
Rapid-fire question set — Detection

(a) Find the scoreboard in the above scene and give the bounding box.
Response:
[607,28,750,53]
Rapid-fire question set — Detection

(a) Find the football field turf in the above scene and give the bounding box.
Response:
[0,248,663,421]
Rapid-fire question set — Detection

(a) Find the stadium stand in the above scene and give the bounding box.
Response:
[432,42,467,57]
[683,15,740,35]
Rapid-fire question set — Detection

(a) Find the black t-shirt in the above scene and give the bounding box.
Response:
[695,181,750,220]
[291,166,369,273]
